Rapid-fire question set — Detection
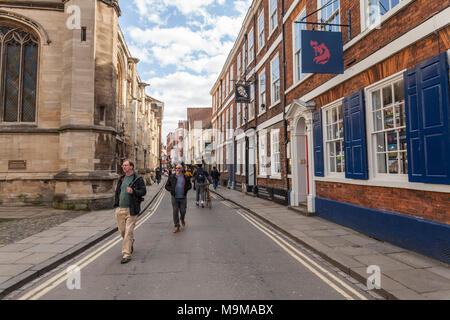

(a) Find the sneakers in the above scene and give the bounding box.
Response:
[173,226,180,233]
[121,257,131,264]
[196,201,199,206]
[201,201,204,208]
[181,220,186,227]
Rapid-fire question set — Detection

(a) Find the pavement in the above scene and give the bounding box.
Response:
[211,186,450,300]
[0,178,167,299]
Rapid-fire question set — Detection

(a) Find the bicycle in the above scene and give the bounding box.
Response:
[203,185,212,209]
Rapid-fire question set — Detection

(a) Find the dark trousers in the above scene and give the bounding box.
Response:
[171,197,187,227]
[213,178,218,190]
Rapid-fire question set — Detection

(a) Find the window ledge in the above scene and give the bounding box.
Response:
[270,175,282,180]
[257,174,268,178]
[269,100,281,109]
[314,176,450,194]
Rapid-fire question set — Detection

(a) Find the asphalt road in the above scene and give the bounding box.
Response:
[9,188,373,301]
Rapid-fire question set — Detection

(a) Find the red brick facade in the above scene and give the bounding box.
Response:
[211,0,450,224]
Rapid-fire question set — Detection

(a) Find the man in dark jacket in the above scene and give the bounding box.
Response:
[165,164,192,233]
[193,164,211,207]
[114,160,147,264]
[210,167,220,190]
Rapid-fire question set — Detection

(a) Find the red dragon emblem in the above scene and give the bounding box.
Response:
[310,40,330,65]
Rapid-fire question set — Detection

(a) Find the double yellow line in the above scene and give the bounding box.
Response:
[18,190,166,300]
[233,207,368,300]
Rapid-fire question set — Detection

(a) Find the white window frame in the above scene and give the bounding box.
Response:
[259,131,268,176]
[318,0,340,32]
[257,10,265,54]
[249,83,255,121]
[270,129,281,177]
[293,9,308,84]
[269,0,278,38]
[225,73,228,98]
[258,69,266,115]
[237,52,241,80]
[322,99,345,177]
[248,27,254,65]
[242,46,246,72]
[229,65,233,95]
[361,0,407,32]
[237,103,241,128]
[270,54,280,107]
[365,71,408,182]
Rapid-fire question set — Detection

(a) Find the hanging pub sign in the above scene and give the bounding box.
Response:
[301,30,344,74]
[235,83,251,103]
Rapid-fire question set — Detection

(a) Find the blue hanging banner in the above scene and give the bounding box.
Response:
[301,30,344,74]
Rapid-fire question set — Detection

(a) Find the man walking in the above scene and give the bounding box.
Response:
[114,160,147,264]
[210,167,220,191]
[193,164,211,208]
[165,164,192,233]
[155,167,161,184]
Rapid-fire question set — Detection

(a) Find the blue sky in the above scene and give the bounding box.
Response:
[118,0,252,144]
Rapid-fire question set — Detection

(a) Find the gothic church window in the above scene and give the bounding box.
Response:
[0,25,39,123]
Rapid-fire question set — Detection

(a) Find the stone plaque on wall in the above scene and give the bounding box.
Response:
[8,160,27,170]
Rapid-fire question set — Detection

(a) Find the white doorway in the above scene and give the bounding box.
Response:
[295,118,308,204]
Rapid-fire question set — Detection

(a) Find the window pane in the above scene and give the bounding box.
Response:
[333,123,338,139]
[388,152,398,174]
[327,124,332,140]
[336,155,343,173]
[384,107,394,129]
[400,152,408,174]
[394,80,404,103]
[372,90,381,110]
[383,85,392,107]
[330,156,336,172]
[380,0,390,15]
[329,142,335,157]
[387,131,397,151]
[377,153,387,173]
[332,107,337,123]
[338,121,343,138]
[22,43,38,122]
[376,133,386,152]
[399,129,407,151]
[374,110,382,131]
[4,42,21,122]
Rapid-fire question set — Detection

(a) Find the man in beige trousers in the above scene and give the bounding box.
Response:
[114,160,147,264]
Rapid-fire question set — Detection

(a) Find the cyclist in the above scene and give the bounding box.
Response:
[193,164,211,208]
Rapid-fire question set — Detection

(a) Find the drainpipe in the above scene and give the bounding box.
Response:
[281,0,290,200]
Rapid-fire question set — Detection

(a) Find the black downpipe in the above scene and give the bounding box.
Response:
[281,0,290,198]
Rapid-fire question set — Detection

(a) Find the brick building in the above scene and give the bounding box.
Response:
[211,0,450,263]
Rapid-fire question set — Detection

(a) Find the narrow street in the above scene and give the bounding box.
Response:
[7,189,372,301]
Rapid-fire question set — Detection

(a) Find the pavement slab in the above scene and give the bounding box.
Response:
[353,254,414,271]
[387,252,440,269]
[383,269,450,293]
[0,252,33,264]
[0,264,32,277]
[425,266,450,280]
[13,253,57,265]
[24,243,85,254]
[0,244,36,252]
[422,290,450,300]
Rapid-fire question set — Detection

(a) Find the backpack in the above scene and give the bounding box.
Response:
[196,171,206,183]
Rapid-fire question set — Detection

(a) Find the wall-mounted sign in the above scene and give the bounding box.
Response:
[235,84,251,103]
[301,30,344,74]
[8,160,27,170]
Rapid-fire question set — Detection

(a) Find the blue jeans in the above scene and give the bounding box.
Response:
[213,179,218,190]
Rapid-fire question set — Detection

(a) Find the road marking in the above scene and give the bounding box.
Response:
[236,209,368,300]
[18,190,166,300]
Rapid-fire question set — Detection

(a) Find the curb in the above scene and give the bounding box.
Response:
[0,182,166,300]
[211,189,399,300]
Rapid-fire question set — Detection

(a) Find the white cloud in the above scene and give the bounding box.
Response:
[125,0,253,141]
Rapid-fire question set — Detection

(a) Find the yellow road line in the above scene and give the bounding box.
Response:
[19,190,165,300]
[236,209,368,300]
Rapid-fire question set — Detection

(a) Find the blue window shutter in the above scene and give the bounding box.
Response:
[404,52,450,184]
[343,89,368,180]
[313,109,324,177]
